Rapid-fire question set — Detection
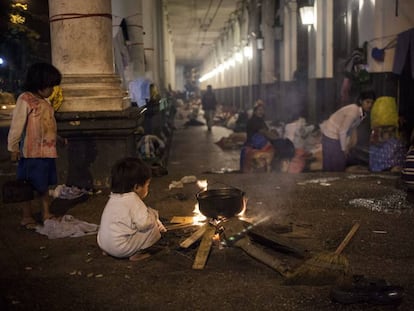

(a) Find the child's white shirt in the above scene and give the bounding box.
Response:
[97,192,161,258]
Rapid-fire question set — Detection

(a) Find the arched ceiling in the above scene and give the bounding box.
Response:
[164,0,242,67]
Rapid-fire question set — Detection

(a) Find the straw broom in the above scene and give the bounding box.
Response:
[284,222,360,286]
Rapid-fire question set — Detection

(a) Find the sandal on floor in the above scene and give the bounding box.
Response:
[129,252,151,262]
[330,275,404,305]
[20,222,38,230]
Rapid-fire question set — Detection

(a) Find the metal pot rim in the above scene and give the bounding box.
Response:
[196,187,244,199]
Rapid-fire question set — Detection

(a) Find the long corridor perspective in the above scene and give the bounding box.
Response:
[167,113,241,177]
[0,106,413,310]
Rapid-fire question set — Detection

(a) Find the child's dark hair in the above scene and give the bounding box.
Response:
[357,90,376,105]
[23,62,62,92]
[111,157,152,193]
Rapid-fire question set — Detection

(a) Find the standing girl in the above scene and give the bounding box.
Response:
[8,63,62,229]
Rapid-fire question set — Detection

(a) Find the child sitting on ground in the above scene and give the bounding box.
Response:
[97,157,166,261]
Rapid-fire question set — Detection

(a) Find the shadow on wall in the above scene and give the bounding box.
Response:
[65,139,97,190]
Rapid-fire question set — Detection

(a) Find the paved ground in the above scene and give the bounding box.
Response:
[0,108,413,310]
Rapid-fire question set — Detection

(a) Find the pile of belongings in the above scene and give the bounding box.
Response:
[283,117,322,173]
[369,96,406,172]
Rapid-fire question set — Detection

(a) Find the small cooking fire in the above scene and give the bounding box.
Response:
[191,179,248,225]
[192,203,207,225]
[177,180,291,274]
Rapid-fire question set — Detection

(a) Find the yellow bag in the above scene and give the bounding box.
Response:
[370,96,398,129]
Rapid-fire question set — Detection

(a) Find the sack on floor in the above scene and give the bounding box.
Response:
[2,180,34,203]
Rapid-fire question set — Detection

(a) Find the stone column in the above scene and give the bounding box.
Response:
[142,0,162,87]
[261,0,276,84]
[48,0,129,112]
[281,0,297,81]
[125,0,145,78]
[112,0,145,79]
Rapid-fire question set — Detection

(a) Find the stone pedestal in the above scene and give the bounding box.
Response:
[56,108,145,189]
[59,74,129,111]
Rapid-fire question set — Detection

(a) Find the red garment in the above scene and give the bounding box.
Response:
[287,149,307,173]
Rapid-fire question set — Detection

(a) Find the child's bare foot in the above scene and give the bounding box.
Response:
[20,217,38,230]
[129,252,151,262]
[21,217,36,225]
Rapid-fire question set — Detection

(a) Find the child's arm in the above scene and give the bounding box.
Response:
[8,99,30,161]
[157,219,167,232]
[131,204,164,233]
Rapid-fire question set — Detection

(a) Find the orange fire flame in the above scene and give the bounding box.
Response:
[192,202,207,225]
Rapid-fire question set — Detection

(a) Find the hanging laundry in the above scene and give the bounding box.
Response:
[393,27,414,78]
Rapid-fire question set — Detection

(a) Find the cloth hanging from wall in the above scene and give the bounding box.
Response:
[129,78,151,107]
[113,27,133,88]
[392,28,414,78]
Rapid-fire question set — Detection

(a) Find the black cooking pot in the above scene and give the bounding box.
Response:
[196,187,245,219]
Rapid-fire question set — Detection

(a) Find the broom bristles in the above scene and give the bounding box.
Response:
[284,252,350,286]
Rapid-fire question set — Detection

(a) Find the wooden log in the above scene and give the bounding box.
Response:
[192,225,216,270]
[234,236,290,277]
[165,223,196,231]
[248,228,307,258]
[170,216,195,224]
[180,224,207,248]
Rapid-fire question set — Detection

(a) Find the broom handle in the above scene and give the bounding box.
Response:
[334,222,360,255]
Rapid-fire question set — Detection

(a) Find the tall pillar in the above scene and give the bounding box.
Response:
[48,0,129,112]
[126,0,145,78]
[111,0,145,84]
[281,0,298,81]
[261,0,276,84]
[142,0,162,87]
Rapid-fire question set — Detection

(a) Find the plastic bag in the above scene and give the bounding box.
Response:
[371,96,398,129]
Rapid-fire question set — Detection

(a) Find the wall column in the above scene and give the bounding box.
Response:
[142,0,162,87]
[261,0,276,84]
[111,0,145,79]
[48,0,129,112]
[281,0,298,81]
[126,0,145,78]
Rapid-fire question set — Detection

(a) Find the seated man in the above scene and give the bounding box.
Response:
[240,101,278,173]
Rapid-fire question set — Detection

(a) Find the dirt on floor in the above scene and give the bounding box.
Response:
[0,169,413,310]
[0,120,413,310]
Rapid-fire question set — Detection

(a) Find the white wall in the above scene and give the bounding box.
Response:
[359,0,414,73]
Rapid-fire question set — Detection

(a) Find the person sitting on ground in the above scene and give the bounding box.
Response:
[240,100,279,172]
[245,100,279,143]
[97,157,167,261]
[7,62,63,229]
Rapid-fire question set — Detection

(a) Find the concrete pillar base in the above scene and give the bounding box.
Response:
[56,107,144,189]
[59,74,130,112]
